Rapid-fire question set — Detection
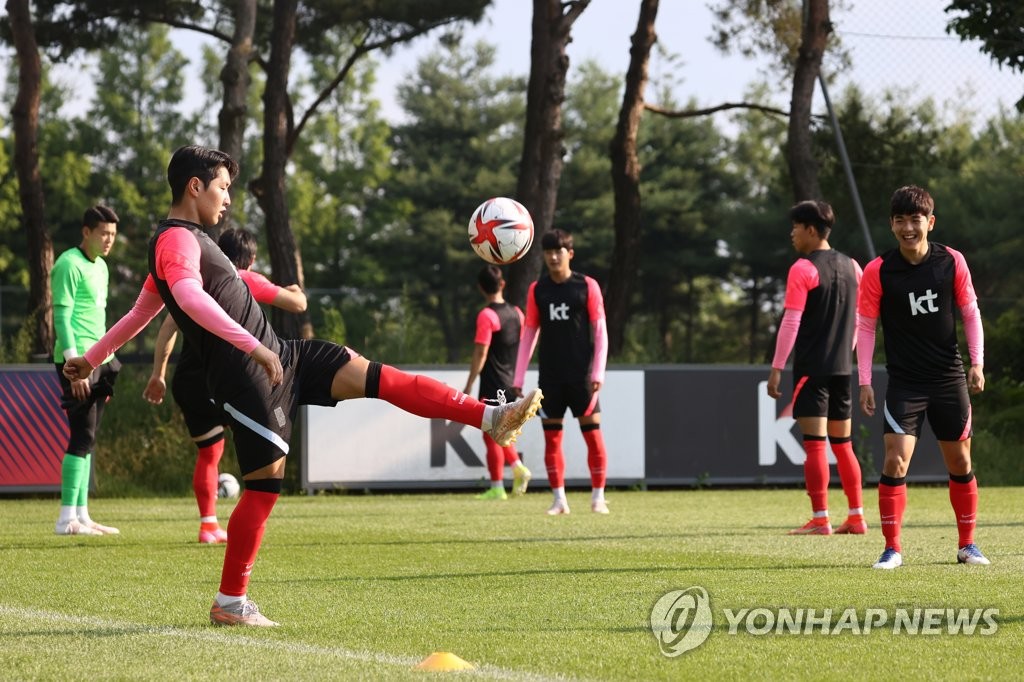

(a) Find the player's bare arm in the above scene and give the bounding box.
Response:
[143,314,180,404]
[859,385,875,417]
[250,344,284,386]
[766,368,783,399]
[968,365,985,394]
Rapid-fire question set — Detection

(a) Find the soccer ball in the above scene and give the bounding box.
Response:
[217,473,240,499]
[467,197,534,265]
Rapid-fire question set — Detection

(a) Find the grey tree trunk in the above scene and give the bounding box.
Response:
[506,0,591,307]
[606,0,658,358]
[6,0,53,358]
[787,0,830,202]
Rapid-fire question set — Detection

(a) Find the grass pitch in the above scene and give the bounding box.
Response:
[1,487,1021,680]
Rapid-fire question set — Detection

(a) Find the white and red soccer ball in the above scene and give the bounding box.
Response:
[467,197,534,265]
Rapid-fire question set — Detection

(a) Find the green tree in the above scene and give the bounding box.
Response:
[946,1,1024,110]
[384,39,525,362]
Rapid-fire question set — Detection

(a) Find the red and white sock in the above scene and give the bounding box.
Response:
[581,424,607,489]
[949,472,978,547]
[194,435,225,522]
[829,436,863,512]
[218,488,278,598]
[376,365,486,427]
[482,434,505,483]
[543,425,565,488]
[802,435,829,514]
[878,476,907,552]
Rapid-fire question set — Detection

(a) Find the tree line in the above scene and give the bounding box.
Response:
[2,0,1023,388]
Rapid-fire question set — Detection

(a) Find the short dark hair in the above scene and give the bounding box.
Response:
[540,228,573,251]
[788,200,834,238]
[167,145,239,204]
[890,185,934,217]
[217,228,258,269]
[83,205,119,229]
[477,264,504,294]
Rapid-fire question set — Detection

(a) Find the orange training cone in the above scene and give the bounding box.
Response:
[415,651,476,671]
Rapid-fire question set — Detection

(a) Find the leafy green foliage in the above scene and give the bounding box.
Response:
[946,0,1024,109]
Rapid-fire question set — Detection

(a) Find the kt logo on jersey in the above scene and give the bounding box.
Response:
[548,302,570,320]
[908,289,939,316]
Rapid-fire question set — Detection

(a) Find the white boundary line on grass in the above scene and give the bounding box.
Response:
[0,605,577,681]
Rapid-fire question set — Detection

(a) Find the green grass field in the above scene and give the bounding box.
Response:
[2,487,1021,680]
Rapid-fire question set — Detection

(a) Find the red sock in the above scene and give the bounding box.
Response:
[502,444,520,467]
[377,365,485,427]
[194,437,224,519]
[802,436,829,513]
[543,426,565,488]
[482,434,504,483]
[878,480,907,552]
[830,437,863,511]
[219,489,278,597]
[581,425,607,488]
[949,474,978,547]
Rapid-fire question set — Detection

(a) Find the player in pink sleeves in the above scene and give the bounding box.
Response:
[143,228,307,544]
[767,200,866,536]
[65,145,542,626]
[858,185,988,569]
[464,265,532,499]
[513,229,609,515]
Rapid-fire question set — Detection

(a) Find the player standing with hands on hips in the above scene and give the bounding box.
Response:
[766,200,866,536]
[64,145,543,626]
[513,228,609,515]
[857,185,989,569]
[464,265,532,499]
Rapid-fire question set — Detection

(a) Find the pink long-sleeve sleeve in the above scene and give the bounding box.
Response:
[856,314,877,387]
[771,309,803,370]
[961,300,984,367]
[170,277,261,354]
[83,283,165,367]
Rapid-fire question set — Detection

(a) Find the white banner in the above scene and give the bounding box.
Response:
[302,369,645,488]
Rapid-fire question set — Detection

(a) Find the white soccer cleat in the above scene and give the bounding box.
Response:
[488,389,543,447]
[55,519,102,536]
[85,520,120,535]
[956,543,990,565]
[546,499,570,516]
[591,499,610,514]
[872,547,903,570]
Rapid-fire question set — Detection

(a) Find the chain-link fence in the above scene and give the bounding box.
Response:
[831,0,1022,127]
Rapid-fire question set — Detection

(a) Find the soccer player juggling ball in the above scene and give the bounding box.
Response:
[142,227,308,544]
[64,145,543,626]
[766,200,866,536]
[857,185,989,569]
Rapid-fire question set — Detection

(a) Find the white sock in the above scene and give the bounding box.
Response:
[480,406,495,432]
[812,510,829,519]
[216,592,245,607]
[849,507,864,517]
[591,487,605,502]
[58,505,76,524]
[76,506,93,524]
[490,482,504,491]
[552,486,566,502]
[200,515,218,524]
